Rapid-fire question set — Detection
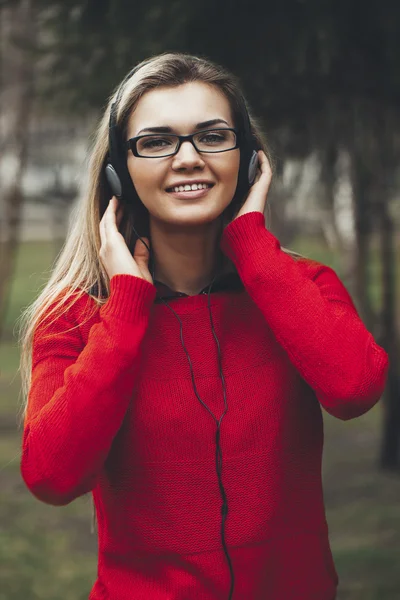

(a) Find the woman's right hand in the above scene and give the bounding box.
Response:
[99,196,153,285]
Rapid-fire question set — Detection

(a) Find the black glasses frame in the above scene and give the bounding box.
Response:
[125,127,239,158]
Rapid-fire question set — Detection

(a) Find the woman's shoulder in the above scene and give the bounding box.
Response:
[295,257,355,304]
[37,285,101,336]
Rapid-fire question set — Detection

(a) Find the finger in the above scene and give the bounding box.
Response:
[99,200,110,241]
[100,197,115,241]
[258,150,268,169]
[256,153,271,182]
[254,170,262,184]
[260,151,272,176]
[111,197,124,230]
[104,197,118,232]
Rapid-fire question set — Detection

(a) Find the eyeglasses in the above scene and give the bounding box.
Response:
[125,128,239,158]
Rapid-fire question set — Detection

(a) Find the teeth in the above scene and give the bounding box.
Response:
[171,183,211,192]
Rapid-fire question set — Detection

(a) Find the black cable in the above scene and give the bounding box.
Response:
[145,243,235,600]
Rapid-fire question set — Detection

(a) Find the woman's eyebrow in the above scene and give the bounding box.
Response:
[135,118,229,136]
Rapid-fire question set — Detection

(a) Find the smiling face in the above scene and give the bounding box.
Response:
[125,82,240,228]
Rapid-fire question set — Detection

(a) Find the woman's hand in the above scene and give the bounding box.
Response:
[99,196,153,285]
[232,150,273,221]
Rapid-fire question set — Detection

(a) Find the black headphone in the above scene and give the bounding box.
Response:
[104,62,261,257]
[103,61,260,600]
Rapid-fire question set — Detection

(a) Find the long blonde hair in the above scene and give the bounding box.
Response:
[17,51,301,426]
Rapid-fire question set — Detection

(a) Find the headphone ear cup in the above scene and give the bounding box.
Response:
[105,164,123,198]
[248,150,259,186]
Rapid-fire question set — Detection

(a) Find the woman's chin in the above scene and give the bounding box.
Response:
[157,206,225,228]
[146,190,234,227]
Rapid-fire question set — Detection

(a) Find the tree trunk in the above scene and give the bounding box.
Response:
[0,0,35,341]
[320,143,339,245]
[377,116,400,469]
[379,203,400,468]
[349,151,375,331]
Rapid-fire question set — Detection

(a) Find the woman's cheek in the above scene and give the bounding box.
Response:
[127,161,154,200]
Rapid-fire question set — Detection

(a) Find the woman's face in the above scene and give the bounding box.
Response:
[125,82,240,228]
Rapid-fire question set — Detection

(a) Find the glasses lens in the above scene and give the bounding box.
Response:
[194,129,237,152]
[136,134,179,157]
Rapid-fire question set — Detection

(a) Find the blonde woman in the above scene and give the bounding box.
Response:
[18,53,388,600]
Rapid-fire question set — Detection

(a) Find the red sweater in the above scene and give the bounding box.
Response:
[21,211,388,600]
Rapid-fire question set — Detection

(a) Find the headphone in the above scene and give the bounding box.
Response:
[104,60,261,600]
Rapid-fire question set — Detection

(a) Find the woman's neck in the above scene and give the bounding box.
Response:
[148,218,226,294]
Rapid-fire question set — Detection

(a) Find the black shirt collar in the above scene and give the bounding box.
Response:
[153,268,243,303]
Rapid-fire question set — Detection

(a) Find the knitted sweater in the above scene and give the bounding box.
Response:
[21,211,389,600]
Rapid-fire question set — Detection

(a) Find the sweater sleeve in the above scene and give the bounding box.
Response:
[220,211,389,420]
[20,274,157,506]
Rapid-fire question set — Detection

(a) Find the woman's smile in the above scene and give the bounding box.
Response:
[165,183,215,200]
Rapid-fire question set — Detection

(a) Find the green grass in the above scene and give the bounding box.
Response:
[0,489,96,600]
[322,406,400,599]
[1,237,399,599]
[0,340,21,378]
[3,241,57,337]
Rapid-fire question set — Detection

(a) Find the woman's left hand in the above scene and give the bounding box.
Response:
[232,150,273,221]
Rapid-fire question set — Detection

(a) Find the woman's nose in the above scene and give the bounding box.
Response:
[171,140,205,169]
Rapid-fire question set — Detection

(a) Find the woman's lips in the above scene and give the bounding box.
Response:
[166,185,214,200]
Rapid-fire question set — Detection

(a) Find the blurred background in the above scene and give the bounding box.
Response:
[1,1,400,598]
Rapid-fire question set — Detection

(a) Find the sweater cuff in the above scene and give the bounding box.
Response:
[100,274,157,322]
[220,211,280,267]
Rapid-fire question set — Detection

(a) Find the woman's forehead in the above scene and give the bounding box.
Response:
[127,82,233,137]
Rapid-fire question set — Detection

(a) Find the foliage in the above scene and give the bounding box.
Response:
[32,1,400,130]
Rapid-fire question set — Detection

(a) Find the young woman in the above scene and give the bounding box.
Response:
[18,53,388,600]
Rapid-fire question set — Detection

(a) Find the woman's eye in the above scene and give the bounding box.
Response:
[142,138,172,148]
[200,134,224,144]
